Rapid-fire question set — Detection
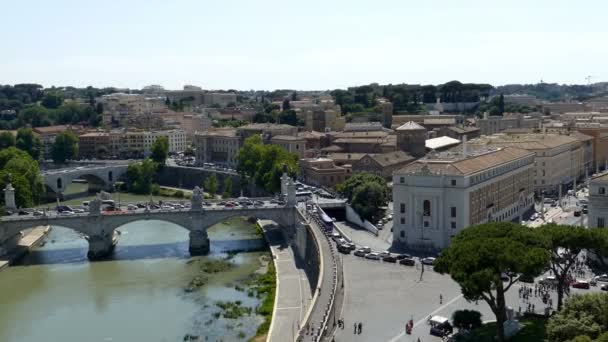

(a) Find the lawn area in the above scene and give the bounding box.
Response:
[470,316,547,342]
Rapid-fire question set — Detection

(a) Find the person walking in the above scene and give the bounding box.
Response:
[354,322,357,334]
[358,322,362,334]
[439,294,443,304]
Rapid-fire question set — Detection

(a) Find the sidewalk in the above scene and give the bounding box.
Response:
[259,220,311,342]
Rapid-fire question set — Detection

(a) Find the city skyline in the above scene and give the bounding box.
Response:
[2,0,607,90]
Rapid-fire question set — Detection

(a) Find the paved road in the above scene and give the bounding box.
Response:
[260,220,312,342]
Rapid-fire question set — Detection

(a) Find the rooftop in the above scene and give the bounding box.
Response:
[423,118,456,125]
[239,123,296,130]
[271,135,305,141]
[468,133,581,150]
[448,126,480,134]
[425,136,461,150]
[196,129,239,137]
[368,151,415,167]
[396,121,426,131]
[33,125,83,135]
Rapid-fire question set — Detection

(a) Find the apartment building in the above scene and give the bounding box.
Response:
[237,123,298,141]
[352,151,414,179]
[33,125,84,159]
[589,172,608,228]
[392,147,535,250]
[194,129,242,167]
[270,135,306,158]
[79,132,110,157]
[466,133,593,195]
[299,158,352,188]
[304,109,345,132]
[98,93,167,125]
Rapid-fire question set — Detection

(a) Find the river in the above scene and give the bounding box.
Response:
[0,217,271,342]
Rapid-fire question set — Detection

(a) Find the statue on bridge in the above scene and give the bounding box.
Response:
[191,186,204,210]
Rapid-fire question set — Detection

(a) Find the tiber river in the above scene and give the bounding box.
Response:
[0,217,271,342]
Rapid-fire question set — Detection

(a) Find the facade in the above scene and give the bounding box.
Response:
[237,123,298,141]
[467,133,593,195]
[441,126,481,140]
[352,151,414,179]
[589,173,608,228]
[270,135,306,158]
[392,147,535,250]
[79,132,110,157]
[194,129,242,166]
[577,126,608,172]
[98,93,167,126]
[305,109,345,132]
[396,121,427,157]
[299,158,352,188]
[33,125,84,159]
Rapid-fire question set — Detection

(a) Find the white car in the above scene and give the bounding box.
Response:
[73,209,85,213]
[421,257,436,265]
[33,210,44,216]
[378,251,391,258]
[365,252,381,260]
[594,274,608,282]
[361,246,371,253]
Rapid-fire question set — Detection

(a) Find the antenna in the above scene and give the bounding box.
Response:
[586,75,593,85]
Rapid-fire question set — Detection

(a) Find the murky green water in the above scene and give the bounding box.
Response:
[0,217,269,342]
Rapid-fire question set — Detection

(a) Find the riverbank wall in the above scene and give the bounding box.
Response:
[0,226,51,271]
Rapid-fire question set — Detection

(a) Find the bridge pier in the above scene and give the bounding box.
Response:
[188,230,210,255]
[86,230,117,260]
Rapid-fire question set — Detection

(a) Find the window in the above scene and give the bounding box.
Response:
[400,203,405,213]
[451,207,456,218]
[423,200,431,216]
[400,231,405,238]
[599,218,605,228]
[600,187,606,195]
[451,179,456,186]
[400,177,405,184]
[451,222,456,229]
[400,217,405,224]
[424,221,429,227]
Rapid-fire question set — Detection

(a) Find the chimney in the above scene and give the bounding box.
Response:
[462,135,468,157]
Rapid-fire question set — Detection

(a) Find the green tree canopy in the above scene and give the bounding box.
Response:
[278,110,298,126]
[0,147,44,208]
[125,158,157,194]
[451,310,482,332]
[351,182,387,223]
[51,131,79,163]
[0,131,15,149]
[434,222,550,342]
[16,128,42,160]
[204,173,218,196]
[236,135,298,193]
[223,177,233,199]
[150,136,169,165]
[41,92,64,109]
[546,293,608,342]
[336,172,388,202]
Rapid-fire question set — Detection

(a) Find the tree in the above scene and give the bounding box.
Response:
[41,92,64,109]
[0,131,15,149]
[282,98,291,111]
[538,224,599,310]
[351,182,387,223]
[51,131,79,163]
[498,93,505,115]
[0,147,44,207]
[16,128,42,160]
[546,293,608,342]
[278,110,298,126]
[336,172,388,202]
[95,145,109,158]
[95,102,104,114]
[452,310,482,332]
[204,174,218,196]
[434,223,550,342]
[291,91,297,101]
[223,177,233,199]
[125,158,157,194]
[151,136,169,165]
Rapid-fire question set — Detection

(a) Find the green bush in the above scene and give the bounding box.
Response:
[174,190,184,198]
[151,183,160,195]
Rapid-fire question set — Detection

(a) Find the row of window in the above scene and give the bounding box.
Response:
[398,201,455,218]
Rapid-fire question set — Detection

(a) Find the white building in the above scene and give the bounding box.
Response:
[589,172,608,228]
[143,130,188,156]
[392,147,535,251]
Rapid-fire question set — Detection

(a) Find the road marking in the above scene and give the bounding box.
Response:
[386,293,463,342]
[276,306,302,310]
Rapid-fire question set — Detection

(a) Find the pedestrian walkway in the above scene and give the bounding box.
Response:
[259,220,312,342]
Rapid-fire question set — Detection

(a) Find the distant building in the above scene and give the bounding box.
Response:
[79,132,110,157]
[237,123,298,141]
[440,126,480,140]
[33,125,85,159]
[270,135,306,158]
[476,113,542,135]
[299,158,352,188]
[194,129,241,167]
[392,147,535,250]
[589,172,608,228]
[352,151,414,179]
[305,109,345,132]
[396,121,427,157]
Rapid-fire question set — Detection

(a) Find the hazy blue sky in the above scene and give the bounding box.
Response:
[2,0,606,90]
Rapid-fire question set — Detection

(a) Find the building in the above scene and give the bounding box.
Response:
[440,126,480,140]
[503,94,538,107]
[352,151,414,179]
[299,158,352,188]
[589,172,608,228]
[237,123,298,141]
[466,133,593,195]
[330,131,394,154]
[577,126,608,172]
[194,129,242,167]
[542,102,589,114]
[79,132,110,158]
[392,147,535,250]
[203,93,237,107]
[98,93,167,126]
[33,125,84,159]
[425,136,461,152]
[396,121,427,157]
[392,114,465,128]
[270,135,306,158]
[304,109,345,132]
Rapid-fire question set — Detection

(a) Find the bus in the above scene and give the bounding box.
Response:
[296,191,312,201]
[320,212,334,232]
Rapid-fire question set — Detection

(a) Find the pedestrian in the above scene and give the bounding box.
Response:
[439,294,443,304]
[358,322,362,334]
[354,322,357,334]
[417,338,421,342]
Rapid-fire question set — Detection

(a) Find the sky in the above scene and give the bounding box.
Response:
[2,0,607,90]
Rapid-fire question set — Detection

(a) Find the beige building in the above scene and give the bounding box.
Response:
[237,123,298,141]
[476,113,542,136]
[270,135,306,158]
[393,147,535,250]
[589,172,608,228]
[466,133,593,195]
[98,93,167,126]
[194,129,242,167]
[352,151,415,179]
[79,132,110,157]
[299,158,352,188]
[33,125,85,159]
[305,109,345,132]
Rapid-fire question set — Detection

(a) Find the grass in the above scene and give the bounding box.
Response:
[469,316,547,342]
[251,260,276,339]
[215,300,253,319]
[198,259,234,273]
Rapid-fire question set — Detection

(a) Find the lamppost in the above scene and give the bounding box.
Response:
[417,210,424,241]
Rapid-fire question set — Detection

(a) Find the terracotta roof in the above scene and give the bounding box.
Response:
[396,121,426,131]
[271,135,305,141]
[321,145,344,152]
[369,151,415,167]
[469,133,580,150]
[398,147,533,176]
[448,126,480,134]
[423,118,456,125]
[327,153,367,162]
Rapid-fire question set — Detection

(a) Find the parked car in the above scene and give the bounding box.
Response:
[337,244,351,254]
[361,246,371,253]
[365,252,381,260]
[382,256,397,263]
[572,280,590,289]
[354,249,367,257]
[421,257,436,265]
[429,316,453,337]
[127,204,137,210]
[344,242,356,250]
[73,208,85,213]
[224,203,235,208]
[601,284,608,291]
[396,254,413,260]
[378,251,391,258]
[32,210,44,216]
[399,258,416,266]
[539,276,559,285]
[595,274,608,282]
[18,210,29,216]
[331,232,341,241]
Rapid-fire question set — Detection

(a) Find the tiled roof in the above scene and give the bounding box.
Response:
[369,151,415,167]
[396,121,426,131]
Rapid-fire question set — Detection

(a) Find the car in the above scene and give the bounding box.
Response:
[354,249,367,257]
[518,274,535,283]
[225,203,235,208]
[336,238,347,245]
[161,205,174,210]
[396,253,413,260]
[594,274,608,282]
[365,252,381,260]
[377,223,384,230]
[361,246,371,253]
[331,232,341,240]
[399,258,416,266]
[572,280,590,289]
[387,215,393,220]
[218,201,226,206]
[59,211,74,215]
[136,203,146,208]
[32,210,44,216]
[382,255,397,263]
[344,242,356,250]
[583,208,588,214]
[551,201,558,207]
[277,200,286,205]
[73,208,85,213]
[127,204,137,210]
[18,210,29,216]
[539,276,559,285]
[601,284,608,291]
[421,257,436,265]
[378,251,391,258]
[337,244,351,254]
[203,202,212,206]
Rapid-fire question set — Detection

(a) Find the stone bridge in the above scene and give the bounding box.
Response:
[41,164,129,195]
[2,177,299,260]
